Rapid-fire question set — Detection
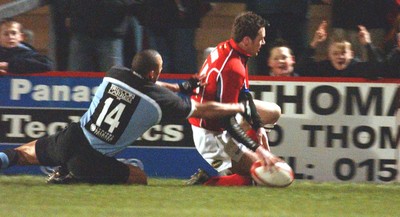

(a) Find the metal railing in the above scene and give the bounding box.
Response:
[0,0,47,20]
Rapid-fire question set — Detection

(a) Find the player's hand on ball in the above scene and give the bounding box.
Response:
[256,127,270,151]
[255,146,279,166]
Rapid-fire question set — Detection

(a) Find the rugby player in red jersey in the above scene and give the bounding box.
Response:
[187,12,282,186]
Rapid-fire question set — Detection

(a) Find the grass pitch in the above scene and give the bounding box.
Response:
[0,175,399,217]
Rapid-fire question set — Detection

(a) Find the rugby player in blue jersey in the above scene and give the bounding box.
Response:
[0,49,248,185]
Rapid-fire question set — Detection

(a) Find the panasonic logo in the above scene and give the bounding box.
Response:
[10,78,98,102]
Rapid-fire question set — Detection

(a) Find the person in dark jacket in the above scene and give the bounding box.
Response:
[383,32,400,78]
[67,0,140,72]
[137,0,211,74]
[298,21,383,78]
[0,18,53,74]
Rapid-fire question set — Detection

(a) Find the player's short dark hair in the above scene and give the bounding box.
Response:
[131,49,160,76]
[231,11,267,43]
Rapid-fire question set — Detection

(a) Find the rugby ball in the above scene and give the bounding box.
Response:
[250,160,294,187]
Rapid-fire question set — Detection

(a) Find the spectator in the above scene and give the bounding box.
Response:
[298,21,383,78]
[67,0,139,72]
[383,32,400,78]
[382,5,400,78]
[383,13,400,55]
[267,40,298,76]
[322,0,394,61]
[48,0,70,71]
[137,0,211,74]
[246,0,319,75]
[123,15,143,68]
[0,18,53,74]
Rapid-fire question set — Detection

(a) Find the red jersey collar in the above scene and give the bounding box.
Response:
[228,39,251,57]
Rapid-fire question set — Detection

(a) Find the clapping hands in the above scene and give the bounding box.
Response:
[358,25,371,45]
[310,21,328,48]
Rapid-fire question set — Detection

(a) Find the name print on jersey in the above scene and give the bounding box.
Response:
[108,84,134,103]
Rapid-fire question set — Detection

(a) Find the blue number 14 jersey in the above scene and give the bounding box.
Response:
[79,66,194,156]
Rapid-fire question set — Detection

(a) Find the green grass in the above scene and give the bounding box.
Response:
[0,175,399,217]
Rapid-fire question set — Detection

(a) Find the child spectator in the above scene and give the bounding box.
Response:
[298,21,383,78]
[0,18,53,74]
[267,40,298,76]
[322,0,394,61]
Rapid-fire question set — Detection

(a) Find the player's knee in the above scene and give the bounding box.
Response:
[126,164,148,185]
[268,103,281,123]
[258,103,281,124]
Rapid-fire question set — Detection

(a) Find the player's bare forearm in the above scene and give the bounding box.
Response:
[157,75,204,94]
[191,101,244,119]
[156,81,180,92]
[257,127,270,151]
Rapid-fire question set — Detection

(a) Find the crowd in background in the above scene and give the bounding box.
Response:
[47,0,211,74]
[247,0,399,78]
[1,0,399,78]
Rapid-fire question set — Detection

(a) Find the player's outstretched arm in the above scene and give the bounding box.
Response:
[223,115,276,165]
[156,81,180,92]
[240,90,271,150]
[224,115,260,152]
[156,73,205,94]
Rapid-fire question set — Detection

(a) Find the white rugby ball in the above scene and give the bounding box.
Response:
[251,160,294,187]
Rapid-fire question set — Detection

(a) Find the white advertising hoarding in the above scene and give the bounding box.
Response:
[250,79,399,182]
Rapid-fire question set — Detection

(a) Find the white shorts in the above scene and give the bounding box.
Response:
[191,125,250,173]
